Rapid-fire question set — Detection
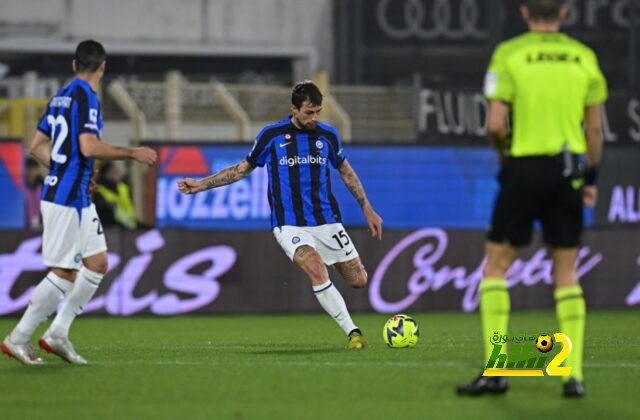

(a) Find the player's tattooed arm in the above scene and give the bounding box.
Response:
[177,160,253,194]
[339,159,383,239]
[338,159,370,208]
[204,160,253,189]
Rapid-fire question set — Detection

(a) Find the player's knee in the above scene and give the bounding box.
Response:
[307,260,328,283]
[483,260,509,278]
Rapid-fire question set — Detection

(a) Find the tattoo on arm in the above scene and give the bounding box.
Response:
[339,160,369,208]
[203,160,251,190]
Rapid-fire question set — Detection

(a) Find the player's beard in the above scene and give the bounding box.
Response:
[294,116,315,131]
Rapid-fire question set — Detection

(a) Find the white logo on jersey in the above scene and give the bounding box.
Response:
[279,155,327,167]
[279,142,292,148]
[49,96,72,108]
[44,175,58,186]
[89,108,98,123]
[484,72,498,96]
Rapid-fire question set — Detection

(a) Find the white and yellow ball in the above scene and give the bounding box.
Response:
[383,314,419,348]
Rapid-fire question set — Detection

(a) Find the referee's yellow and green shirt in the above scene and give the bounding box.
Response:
[483,32,608,157]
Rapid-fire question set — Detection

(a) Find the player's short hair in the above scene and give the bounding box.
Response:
[526,0,564,21]
[291,81,323,109]
[74,40,106,73]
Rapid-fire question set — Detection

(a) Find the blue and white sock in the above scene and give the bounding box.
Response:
[313,280,357,335]
[11,272,72,344]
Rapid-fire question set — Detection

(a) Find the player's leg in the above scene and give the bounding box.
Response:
[311,224,366,347]
[333,256,367,289]
[1,268,75,365]
[2,202,79,365]
[331,257,367,348]
[292,246,360,342]
[41,204,107,364]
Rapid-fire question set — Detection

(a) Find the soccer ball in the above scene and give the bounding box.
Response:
[383,314,419,348]
[536,335,553,353]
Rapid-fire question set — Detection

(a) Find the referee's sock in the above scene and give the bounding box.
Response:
[313,280,357,335]
[48,267,103,338]
[555,284,586,382]
[480,277,510,364]
[10,272,72,344]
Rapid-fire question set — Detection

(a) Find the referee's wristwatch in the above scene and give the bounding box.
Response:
[584,166,598,185]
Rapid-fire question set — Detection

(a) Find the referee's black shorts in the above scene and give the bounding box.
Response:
[487,156,583,248]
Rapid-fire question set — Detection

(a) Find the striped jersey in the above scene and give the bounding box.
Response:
[37,78,103,210]
[246,116,346,228]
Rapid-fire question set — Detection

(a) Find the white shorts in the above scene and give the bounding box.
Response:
[273,223,359,266]
[41,201,108,269]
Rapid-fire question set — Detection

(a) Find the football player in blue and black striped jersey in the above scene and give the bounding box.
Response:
[179,81,382,349]
[2,40,156,365]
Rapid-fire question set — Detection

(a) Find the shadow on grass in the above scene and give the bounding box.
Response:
[0,359,91,375]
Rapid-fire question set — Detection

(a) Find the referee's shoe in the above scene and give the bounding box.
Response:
[564,378,586,398]
[457,372,509,396]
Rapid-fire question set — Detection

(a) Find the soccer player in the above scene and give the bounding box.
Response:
[457,0,606,397]
[1,40,157,365]
[178,81,383,349]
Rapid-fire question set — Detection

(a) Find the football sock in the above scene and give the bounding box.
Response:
[48,267,103,338]
[480,277,510,363]
[10,271,72,344]
[313,280,357,335]
[555,284,586,382]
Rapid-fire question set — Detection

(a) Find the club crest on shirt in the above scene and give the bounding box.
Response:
[292,236,301,244]
[285,133,292,140]
[315,140,324,150]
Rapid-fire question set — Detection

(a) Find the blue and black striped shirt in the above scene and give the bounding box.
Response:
[37,78,103,211]
[246,116,346,228]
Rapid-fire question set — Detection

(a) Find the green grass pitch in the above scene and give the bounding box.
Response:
[0,310,637,420]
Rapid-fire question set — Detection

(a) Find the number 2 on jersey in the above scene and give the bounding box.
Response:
[47,115,69,164]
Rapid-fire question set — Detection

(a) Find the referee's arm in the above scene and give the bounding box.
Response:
[583,104,603,168]
[486,100,510,160]
[582,104,604,208]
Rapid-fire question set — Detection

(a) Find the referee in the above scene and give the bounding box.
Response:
[457,0,606,398]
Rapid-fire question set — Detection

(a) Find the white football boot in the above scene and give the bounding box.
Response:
[1,335,46,365]
[39,332,88,365]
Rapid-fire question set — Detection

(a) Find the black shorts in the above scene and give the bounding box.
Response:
[487,156,583,248]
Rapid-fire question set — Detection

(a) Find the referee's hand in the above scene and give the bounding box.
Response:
[583,185,597,208]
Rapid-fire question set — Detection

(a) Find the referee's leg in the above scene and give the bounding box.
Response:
[552,247,587,397]
[457,241,515,396]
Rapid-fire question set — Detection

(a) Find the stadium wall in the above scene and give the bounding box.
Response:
[1,227,639,316]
